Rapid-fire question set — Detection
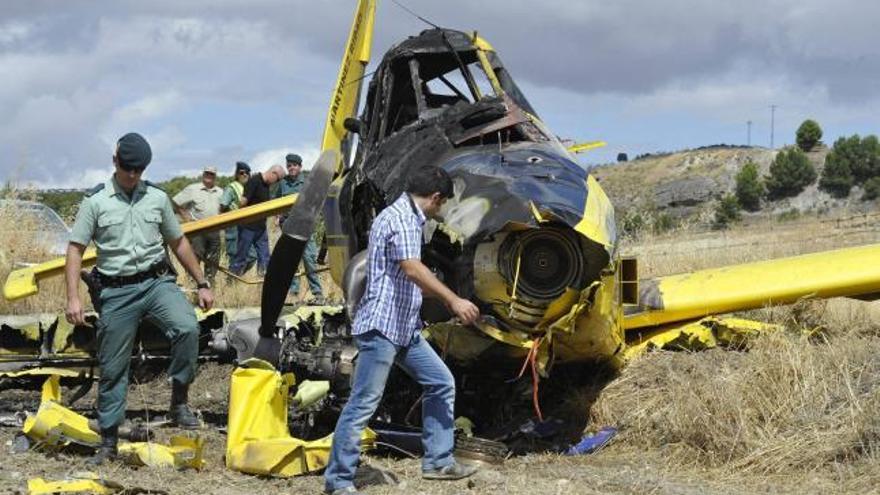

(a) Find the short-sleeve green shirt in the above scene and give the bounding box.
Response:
[69,176,184,277]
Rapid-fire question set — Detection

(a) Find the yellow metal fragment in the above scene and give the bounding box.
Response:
[23,385,100,448]
[118,435,206,470]
[226,359,375,477]
[23,375,206,470]
[293,380,330,409]
[27,472,122,494]
[623,316,782,361]
[0,367,83,379]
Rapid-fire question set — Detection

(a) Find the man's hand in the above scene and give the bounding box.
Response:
[449,297,479,325]
[197,288,214,311]
[66,296,86,326]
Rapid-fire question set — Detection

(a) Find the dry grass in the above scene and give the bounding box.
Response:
[0,196,342,314]
[2,194,880,493]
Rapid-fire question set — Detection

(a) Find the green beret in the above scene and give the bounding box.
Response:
[116,132,152,169]
[285,153,302,165]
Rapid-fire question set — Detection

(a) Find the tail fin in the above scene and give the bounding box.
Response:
[321,0,376,175]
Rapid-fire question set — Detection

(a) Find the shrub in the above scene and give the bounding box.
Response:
[819,145,855,198]
[863,177,880,201]
[712,194,741,229]
[734,160,764,211]
[822,134,880,188]
[652,212,676,234]
[795,119,823,152]
[776,208,801,222]
[765,148,816,200]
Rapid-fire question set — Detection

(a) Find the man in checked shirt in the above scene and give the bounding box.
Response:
[324,165,480,495]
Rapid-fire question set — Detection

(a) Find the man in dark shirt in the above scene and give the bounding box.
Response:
[230,164,285,275]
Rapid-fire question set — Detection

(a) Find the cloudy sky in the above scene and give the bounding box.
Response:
[1,0,878,188]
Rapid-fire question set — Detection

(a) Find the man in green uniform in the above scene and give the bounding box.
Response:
[172,165,222,285]
[274,153,324,303]
[220,161,257,273]
[64,132,215,465]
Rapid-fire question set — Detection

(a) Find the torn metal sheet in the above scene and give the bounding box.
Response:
[22,376,100,448]
[623,316,784,361]
[226,359,375,477]
[27,472,166,495]
[21,375,206,470]
[27,473,123,495]
[118,435,206,470]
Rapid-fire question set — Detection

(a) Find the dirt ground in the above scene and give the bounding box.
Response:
[1,360,877,495]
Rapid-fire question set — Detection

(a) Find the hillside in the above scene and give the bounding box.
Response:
[590,145,876,226]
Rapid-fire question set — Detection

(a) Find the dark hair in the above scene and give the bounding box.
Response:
[406,165,454,199]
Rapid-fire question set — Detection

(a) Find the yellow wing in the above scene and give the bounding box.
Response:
[624,243,880,330]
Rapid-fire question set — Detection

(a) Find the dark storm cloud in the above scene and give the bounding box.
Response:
[0,0,876,185]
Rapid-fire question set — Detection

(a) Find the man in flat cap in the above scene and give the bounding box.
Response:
[65,132,215,465]
[274,153,324,304]
[230,163,286,276]
[220,161,256,274]
[173,166,223,285]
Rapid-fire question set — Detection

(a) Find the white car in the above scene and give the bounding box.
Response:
[0,199,71,257]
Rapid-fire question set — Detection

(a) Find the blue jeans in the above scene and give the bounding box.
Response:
[231,227,269,275]
[289,235,323,297]
[324,330,455,492]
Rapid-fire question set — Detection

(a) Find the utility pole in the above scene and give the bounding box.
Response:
[770,105,777,149]
[747,120,752,146]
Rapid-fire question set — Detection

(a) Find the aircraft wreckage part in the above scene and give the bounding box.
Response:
[3,194,305,302]
[622,316,784,360]
[118,435,206,470]
[625,243,880,330]
[0,310,227,374]
[320,0,375,174]
[226,359,375,477]
[22,376,100,448]
[27,473,130,495]
[262,150,338,338]
[22,376,204,469]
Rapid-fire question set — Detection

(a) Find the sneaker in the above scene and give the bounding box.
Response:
[422,462,478,481]
[324,486,363,495]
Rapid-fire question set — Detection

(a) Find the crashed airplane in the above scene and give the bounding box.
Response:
[4,0,880,441]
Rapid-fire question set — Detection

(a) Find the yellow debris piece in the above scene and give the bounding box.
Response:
[118,435,206,470]
[23,376,99,448]
[0,367,83,379]
[27,473,121,494]
[226,359,375,477]
[27,472,163,495]
[624,316,783,361]
[23,375,205,470]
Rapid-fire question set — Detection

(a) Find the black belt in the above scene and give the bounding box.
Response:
[97,261,171,288]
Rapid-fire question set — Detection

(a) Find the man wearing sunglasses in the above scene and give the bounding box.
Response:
[64,132,214,465]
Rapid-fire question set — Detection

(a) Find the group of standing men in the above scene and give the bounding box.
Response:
[171,154,324,302]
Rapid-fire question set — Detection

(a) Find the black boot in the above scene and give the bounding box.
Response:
[87,427,118,465]
[170,381,200,430]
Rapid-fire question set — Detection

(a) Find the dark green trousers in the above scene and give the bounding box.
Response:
[95,275,199,429]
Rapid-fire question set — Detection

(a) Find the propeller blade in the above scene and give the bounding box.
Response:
[259,149,338,337]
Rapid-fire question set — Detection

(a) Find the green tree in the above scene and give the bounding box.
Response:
[854,135,880,181]
[734,160,764,211]
[795,119,823,152]
[819,142,855,198]
[863,177,880,201]
[765,148,817,200]
[712,194,741,229]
